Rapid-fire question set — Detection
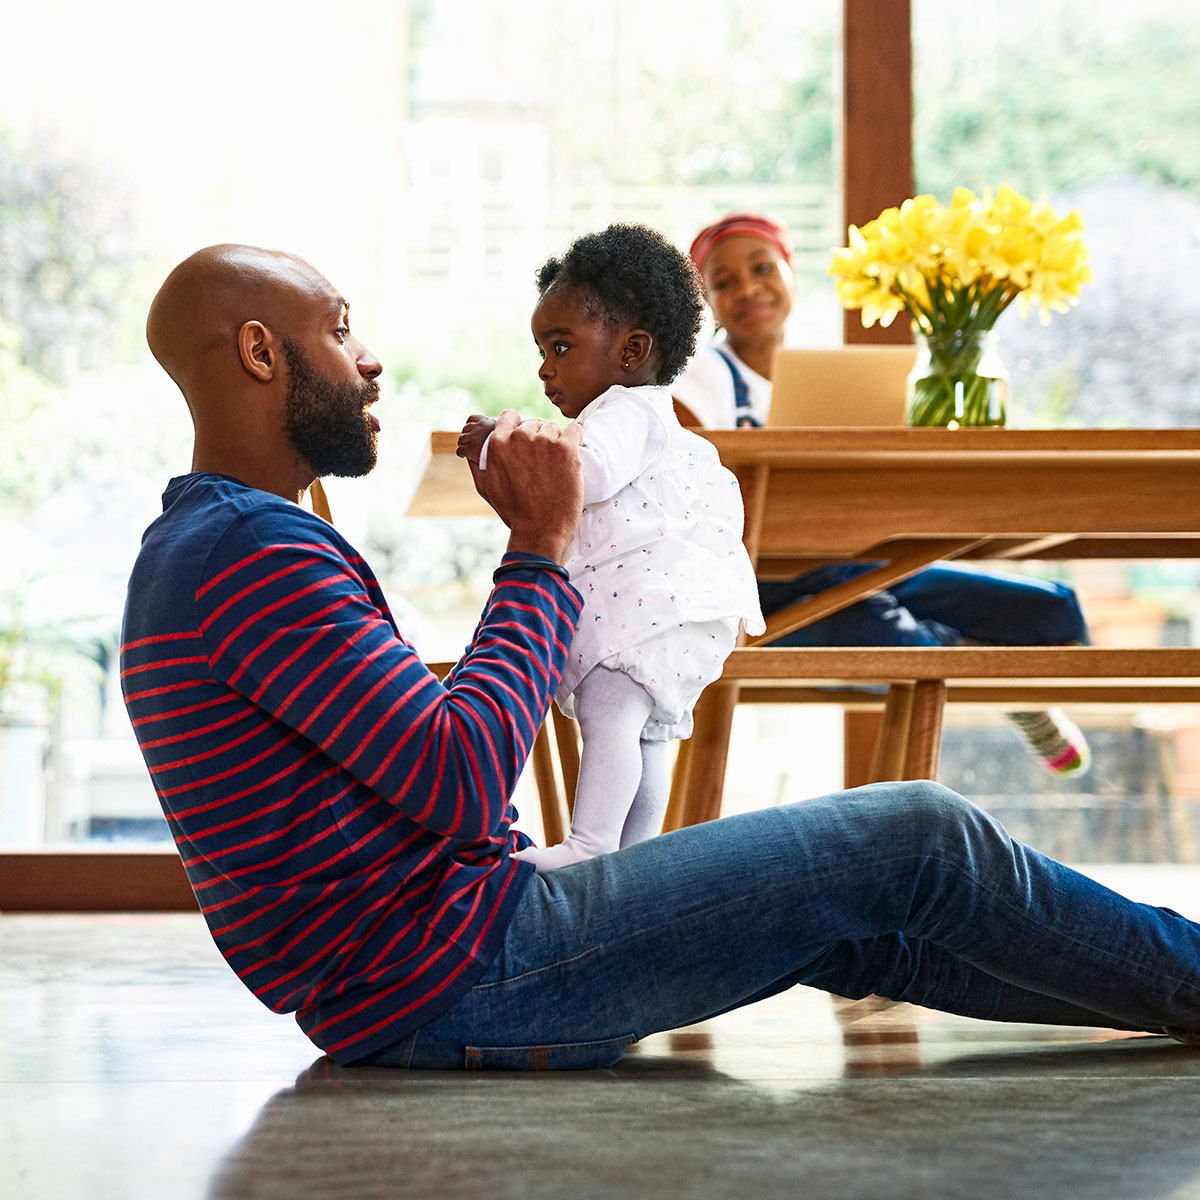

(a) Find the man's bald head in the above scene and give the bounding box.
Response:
[145,243,382,497]
[146,244,337,404]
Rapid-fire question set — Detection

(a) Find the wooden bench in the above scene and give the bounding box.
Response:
[664,646,1200,828]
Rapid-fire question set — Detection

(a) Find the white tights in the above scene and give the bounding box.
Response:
[512,666,671,872]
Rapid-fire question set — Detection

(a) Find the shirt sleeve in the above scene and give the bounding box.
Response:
[577,392,669,504]
[194,511,582,844]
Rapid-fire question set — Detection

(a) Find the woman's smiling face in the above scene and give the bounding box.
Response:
[700,235,796,342]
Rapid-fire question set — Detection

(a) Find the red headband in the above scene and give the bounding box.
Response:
[689,213,794,271]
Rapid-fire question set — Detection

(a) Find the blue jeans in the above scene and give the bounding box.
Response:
[759,562,1089,647]
[358,782,1200,1069]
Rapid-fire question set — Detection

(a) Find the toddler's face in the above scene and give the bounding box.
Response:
[532,286,629,419]
[701,235,795,343]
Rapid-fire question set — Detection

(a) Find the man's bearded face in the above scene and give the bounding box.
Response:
[282,338,379,478]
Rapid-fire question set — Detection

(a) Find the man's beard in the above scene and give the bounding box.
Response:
[282,338,379,478]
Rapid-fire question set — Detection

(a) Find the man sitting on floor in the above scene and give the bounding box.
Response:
[121,242,1200,1070]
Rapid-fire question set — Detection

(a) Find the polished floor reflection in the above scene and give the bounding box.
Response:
[6,866,1200,1200]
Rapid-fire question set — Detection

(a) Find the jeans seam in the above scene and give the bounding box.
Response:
[792,845,1198,1002]
[918,850,1200,995]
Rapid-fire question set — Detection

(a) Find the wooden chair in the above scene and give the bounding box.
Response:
[673,397,702,428]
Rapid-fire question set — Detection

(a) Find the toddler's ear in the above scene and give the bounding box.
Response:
[623,330,653,369]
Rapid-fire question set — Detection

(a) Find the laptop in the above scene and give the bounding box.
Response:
[768,345,917,427]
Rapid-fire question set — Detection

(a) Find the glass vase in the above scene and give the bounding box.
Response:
[905,329,1009,427]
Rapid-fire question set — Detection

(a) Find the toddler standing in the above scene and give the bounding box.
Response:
[459,224,763,871]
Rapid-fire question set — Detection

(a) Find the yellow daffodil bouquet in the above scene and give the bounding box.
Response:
[829,186,1092,425]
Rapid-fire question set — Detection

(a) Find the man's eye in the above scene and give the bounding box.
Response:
[336,326,349,340]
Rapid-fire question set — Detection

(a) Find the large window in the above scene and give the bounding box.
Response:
[914,0,1200,428]
[913,0,1200,861]
[4,0,1197,894]
[0,0,841,861]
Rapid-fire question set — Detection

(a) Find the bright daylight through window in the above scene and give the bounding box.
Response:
[0,0,1197,871]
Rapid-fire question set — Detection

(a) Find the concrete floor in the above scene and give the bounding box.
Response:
[6,867,1200,1200]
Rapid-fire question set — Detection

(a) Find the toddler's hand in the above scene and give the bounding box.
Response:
[466,410,583,563]
[457,414,497,464]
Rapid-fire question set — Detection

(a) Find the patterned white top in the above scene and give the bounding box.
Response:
[555,384,765,705]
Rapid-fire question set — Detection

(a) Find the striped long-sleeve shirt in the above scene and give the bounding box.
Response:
[120,473,582,1062]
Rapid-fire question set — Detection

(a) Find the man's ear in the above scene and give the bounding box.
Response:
[622,329,654,370]
[238,320,278,382]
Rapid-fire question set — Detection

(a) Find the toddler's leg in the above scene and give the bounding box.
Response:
[513,666,654,872]
[620,739,671,849]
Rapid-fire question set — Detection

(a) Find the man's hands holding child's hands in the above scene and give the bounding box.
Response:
[457,411,583,565]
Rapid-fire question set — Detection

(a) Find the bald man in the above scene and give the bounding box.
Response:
[122,245,1200,1071]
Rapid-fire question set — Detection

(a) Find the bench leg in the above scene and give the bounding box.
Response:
[844,710,884,789]
[904,679,947,780]
[869,684,914,783]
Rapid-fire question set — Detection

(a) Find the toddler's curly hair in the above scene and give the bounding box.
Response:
[535,223,703,386]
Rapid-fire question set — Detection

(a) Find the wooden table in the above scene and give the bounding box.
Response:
[408,428,1200,825]
[700,428,1200,642]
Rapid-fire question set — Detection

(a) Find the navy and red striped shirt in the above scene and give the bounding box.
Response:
[120,473,582,1062]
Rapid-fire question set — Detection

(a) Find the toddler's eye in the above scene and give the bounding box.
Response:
[553,342,568,356]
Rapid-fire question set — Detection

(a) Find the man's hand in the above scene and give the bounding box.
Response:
[464,410,583,564]
[457,414,496,465]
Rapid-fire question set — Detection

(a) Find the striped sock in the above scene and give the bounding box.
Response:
[1006,709,1091,775]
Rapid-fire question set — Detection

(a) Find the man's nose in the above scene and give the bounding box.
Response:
[356,341,383,378]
